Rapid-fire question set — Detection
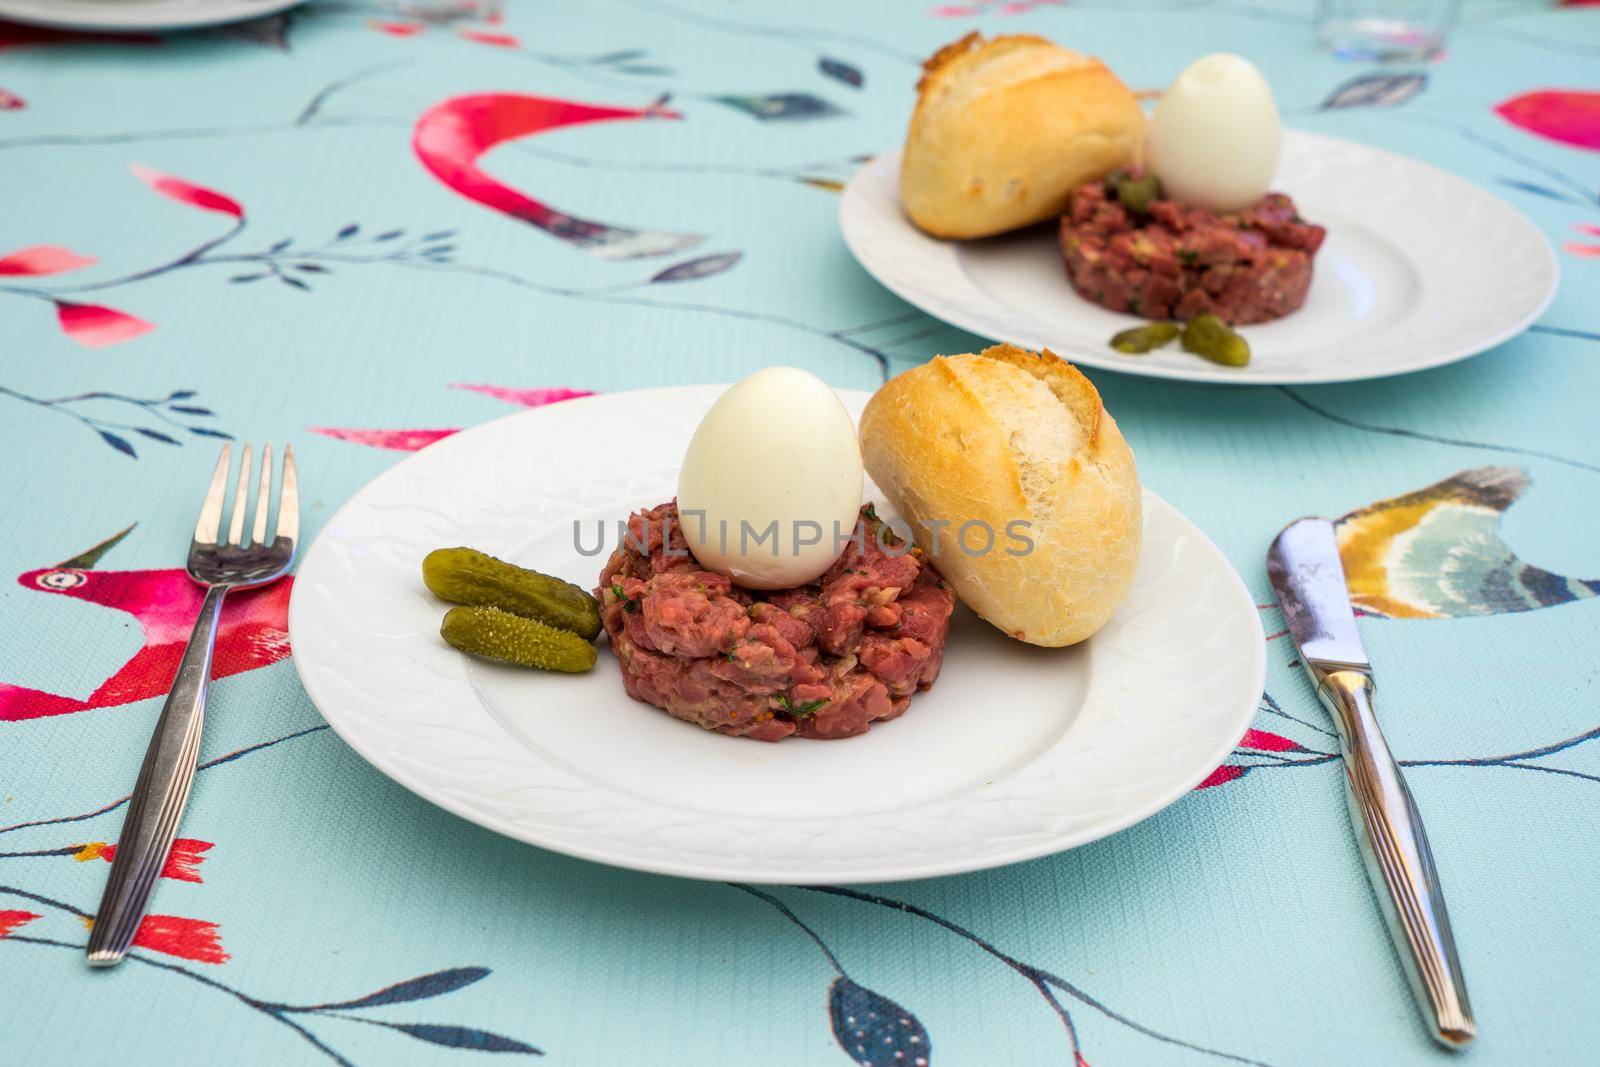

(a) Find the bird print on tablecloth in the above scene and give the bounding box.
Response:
[1,525,291,722]
[412,93,702,259]
[1335,466,1600,619]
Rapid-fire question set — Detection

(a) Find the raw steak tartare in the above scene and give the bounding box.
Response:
[1060,179,1326,325]
[597,502,954,741]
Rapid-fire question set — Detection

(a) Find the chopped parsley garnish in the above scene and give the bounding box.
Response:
[774,695,827,719]
[612,582,637,612]
[1177,248,1199,268]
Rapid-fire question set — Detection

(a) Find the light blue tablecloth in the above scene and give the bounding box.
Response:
[3,1,1598,1063]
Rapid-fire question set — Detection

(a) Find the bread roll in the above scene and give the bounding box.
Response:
[900,33,1145,239]
[859,344,1141,647]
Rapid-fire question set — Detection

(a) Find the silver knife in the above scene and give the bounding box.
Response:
[1267,517,1475,1049]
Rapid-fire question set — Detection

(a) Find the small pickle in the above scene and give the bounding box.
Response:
[441,606,597,673]
[1181,313,1251,367]
[423,547,601,640]
[1114,174,1161,216]
[1110,321,1180,354]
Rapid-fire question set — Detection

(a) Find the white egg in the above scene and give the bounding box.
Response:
[1147,53,1281,213]
[678,367,864,590]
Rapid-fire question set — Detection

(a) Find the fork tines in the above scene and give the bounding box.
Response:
[196,443,299,549]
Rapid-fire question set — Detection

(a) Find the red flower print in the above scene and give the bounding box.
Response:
[1239,729,1305,753]
[81,914,229,963]
[931,0,1060,13]
[370,19,425,36]
[79,838,213,883]
[1494,90,1600,151]
[308,426,459,451]
[130,163,245,218]
[0,245,96,276]
[1565,243,1600,259]
[457,28,520,47]
[0,910,41,937]
[1196,765,1246,790]
[134,915,228,963]
[449,383,594,407]
[0,87,23,110]
[54,301,155,348]
[158,839,213,882]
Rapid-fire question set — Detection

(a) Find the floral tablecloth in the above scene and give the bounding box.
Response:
[3,1,1598,1064]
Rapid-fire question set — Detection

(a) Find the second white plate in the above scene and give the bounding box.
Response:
[0,0,302,32]
[840,132,1558,385]
[289,388,1265,884]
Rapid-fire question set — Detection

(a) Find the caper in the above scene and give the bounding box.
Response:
[1115,174,1162,215]
[1110,321,1181,354]
[440,606,597,672]
[423,547,600,640]
[1181,313,1251,368]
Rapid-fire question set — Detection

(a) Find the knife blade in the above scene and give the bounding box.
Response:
[1266,516,1370,683]
[1268,516,1476,1049]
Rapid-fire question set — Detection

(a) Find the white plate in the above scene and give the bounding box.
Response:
[840,132,1558,385]
[0,0,301,32]
[289,388,1265,883]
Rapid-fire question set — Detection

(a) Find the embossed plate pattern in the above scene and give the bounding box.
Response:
[840,132,1559,385]
[289,388,1265,883]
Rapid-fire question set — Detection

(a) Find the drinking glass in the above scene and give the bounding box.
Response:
[1316,0,1461,60]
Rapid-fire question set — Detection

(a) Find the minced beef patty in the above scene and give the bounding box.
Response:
[597,502,954,741]
[1060,180,1326,325]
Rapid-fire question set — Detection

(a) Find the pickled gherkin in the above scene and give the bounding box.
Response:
[441,606,597,673]
[423,547,601,640]
[1181,313,1251,367]
[1110,321,1180,354]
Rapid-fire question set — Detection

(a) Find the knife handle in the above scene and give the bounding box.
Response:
[1317,670,1475,1048]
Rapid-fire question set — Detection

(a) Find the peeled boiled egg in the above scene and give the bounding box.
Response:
[1147,53,1281,213]
[678,367,863,590]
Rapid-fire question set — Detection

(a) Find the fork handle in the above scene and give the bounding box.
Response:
[87,584,228,967]
[1318,669,1475,1048]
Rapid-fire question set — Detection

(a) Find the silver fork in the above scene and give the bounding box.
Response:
[86,443,299,967]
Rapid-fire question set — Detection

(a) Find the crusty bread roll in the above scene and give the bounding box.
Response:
[900,33,1146,239]
[859,344,1141,647]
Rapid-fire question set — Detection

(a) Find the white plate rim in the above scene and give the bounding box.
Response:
[0,0,302,32]
[288,387,1267,883]
[839,132,1559,386]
